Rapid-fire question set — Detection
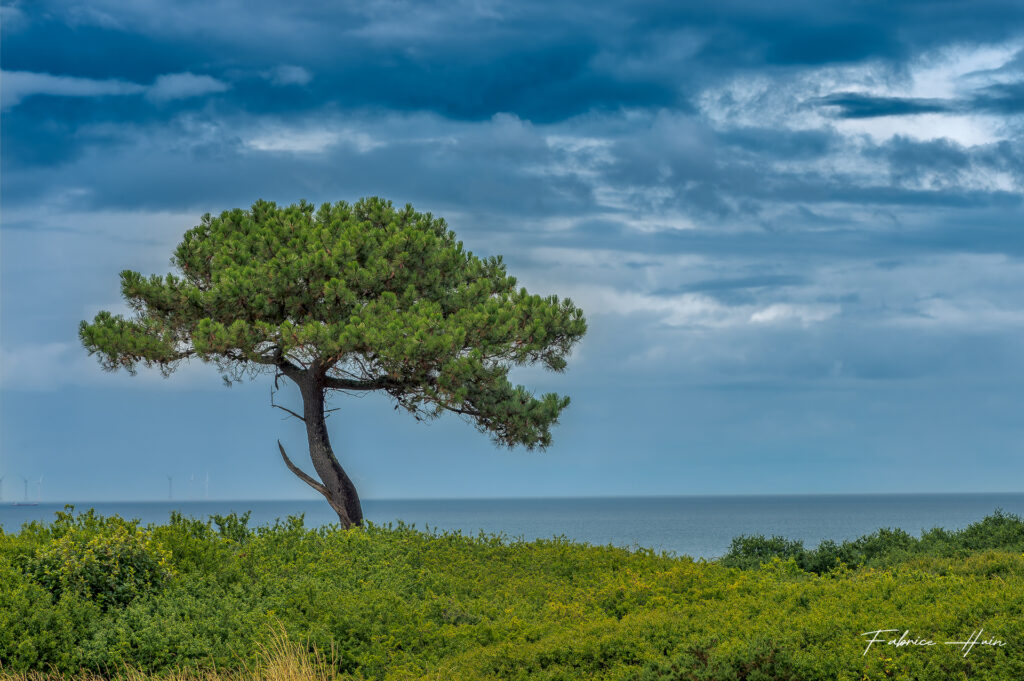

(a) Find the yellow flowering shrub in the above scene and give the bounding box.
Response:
[0,508,1022,680]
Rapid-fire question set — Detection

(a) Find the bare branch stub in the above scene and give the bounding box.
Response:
[277,440,327,496]
[270,373,305,422]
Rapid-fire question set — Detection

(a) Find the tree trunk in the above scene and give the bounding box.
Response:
[296,371,364,528]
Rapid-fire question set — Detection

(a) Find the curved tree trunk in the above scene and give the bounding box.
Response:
[282,369,364,528]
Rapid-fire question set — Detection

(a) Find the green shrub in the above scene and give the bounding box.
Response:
[956,508,1024,551]
[210,511,253,543]
[719,535,805,571]
[720,509,1024,574]
[18,507,173,610]
[1,507,1023,680]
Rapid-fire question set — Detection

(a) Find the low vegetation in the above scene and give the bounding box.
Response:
[2,507,1023,680]
[719,507,1024,572]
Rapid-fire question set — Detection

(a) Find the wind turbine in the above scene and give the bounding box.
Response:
[36,476,44,502]
[189,474,196,500]
[21,476,29,503]
[167,475,173,500]
[204,472,210,500]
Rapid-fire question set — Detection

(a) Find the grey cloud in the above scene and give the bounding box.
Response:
[146,72,230,102]
[872,136,1024,188]
[7,99,1020,259]
[1,70,230,110]
[663,274,808,294]
[1,70,146,109]
[875,136,971,185]
[719,127,835,159]
[265,65,312,86]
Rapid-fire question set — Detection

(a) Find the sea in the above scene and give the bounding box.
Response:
[2,493,1023,560]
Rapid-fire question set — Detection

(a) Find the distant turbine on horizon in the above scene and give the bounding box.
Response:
[36,476,43,502]
[204,472,210,500]
[21,476,29,503]
[167,475,173,500]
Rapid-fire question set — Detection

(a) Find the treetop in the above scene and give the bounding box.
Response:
[80,197,587,449]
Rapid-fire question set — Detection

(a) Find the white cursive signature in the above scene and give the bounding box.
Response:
[862,629,1006,657]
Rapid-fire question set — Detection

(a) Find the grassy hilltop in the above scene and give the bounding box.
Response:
[1,507,1023,680]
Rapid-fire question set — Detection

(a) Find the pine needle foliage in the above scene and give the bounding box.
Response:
[80,197,587,451]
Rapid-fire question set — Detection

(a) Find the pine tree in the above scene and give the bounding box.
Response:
[80,197,587,527]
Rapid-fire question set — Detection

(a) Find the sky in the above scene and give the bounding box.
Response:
[1,0,1023,503]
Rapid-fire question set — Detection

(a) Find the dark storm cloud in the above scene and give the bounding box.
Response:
[6,0,1024,123]
[815,93,952,118]
[2,20,187,81]
[4,0,1024,202]
[630,1,1024,66]
[972,81,1024,114]
[3,2,681,124]
[814,85,1024,120]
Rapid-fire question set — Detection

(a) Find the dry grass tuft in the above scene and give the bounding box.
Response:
[0,626,347,681]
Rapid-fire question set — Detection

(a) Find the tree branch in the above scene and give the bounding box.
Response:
[443,404,483,418]
[323,375,396,391]
[271,373,305,421]
[251,352,282,366]
[277,440,328,496]
[268,346,305,383]
[272,403,305,422]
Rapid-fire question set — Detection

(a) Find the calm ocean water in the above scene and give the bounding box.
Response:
[2,494,1022,559]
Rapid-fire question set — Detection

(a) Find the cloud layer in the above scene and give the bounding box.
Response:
[2,0,1023,499]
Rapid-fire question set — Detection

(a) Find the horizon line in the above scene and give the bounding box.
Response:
[7,490,1024,505]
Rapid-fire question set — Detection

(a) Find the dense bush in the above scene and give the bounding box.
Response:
[721,508,1024,573]
[717,534,806,571]
[16,508,174,610]
[1,506,1023,680]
